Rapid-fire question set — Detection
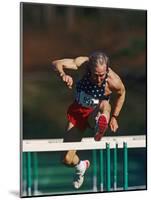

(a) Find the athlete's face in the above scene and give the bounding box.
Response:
[90,64,107,86]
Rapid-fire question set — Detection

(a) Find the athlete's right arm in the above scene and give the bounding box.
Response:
[52,57,89,89]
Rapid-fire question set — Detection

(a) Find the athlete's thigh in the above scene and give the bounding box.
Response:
[99,100,111,112]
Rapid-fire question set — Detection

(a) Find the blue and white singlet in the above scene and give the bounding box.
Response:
[75,72,110,108]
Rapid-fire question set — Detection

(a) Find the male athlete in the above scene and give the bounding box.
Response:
[52,51,126,189]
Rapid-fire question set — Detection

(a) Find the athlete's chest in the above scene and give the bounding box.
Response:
[75,74,111,107]
[76,75,108,98]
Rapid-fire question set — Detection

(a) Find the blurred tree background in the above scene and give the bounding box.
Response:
[22,3,146,139]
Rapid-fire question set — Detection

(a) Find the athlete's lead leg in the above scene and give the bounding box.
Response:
[88,100,111,141]
[95,100,111,141]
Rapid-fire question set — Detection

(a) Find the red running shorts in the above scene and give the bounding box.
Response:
[67,101,94,131]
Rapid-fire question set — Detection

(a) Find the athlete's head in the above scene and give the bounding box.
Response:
[88,51,109,86]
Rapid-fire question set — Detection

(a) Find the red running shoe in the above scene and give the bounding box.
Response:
[94,114,108,141]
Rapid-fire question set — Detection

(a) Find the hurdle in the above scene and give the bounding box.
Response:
[21,135,146,196]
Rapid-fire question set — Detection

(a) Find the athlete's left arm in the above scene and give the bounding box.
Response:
[109,70,126,132]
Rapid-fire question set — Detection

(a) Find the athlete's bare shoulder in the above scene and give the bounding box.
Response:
[107,67,125,92]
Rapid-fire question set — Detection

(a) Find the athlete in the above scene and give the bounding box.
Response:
[52,51,126,189]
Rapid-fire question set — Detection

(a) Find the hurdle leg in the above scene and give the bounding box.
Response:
[22,152,27,196]
[123,142,128,190]
[27,152,32,196]
[113,144,118,190]
[33,152,39,195]
[99,149,104,192]
[92,150,97,192]
[106,143,111,191]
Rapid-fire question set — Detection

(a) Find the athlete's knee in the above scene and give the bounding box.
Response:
[98,101,111,123]
[99,100,111,112]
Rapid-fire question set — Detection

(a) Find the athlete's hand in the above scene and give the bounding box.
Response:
[62,74,73,89]
[109,117,119,132]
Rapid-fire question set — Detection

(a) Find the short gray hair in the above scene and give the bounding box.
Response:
[89,51,109,70]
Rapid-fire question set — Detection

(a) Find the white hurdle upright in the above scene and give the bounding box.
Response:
[21,135,146,196]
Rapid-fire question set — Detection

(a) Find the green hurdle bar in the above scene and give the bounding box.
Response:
[23,145,129,195]
[99,149,104,191]
[98,142,128,191]
[92,150,97,192]
[106,143,111,191]
[123,142,128,190]
[22,152,39,196]
[33,152,39,195]
[22,152,27,196]
[99,145,117,192]
[22,135,145,196]
[113,143,118,190]
[27,152,32,196]
[22,135,146,195]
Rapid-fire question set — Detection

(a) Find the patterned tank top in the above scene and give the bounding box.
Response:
[75,71,110,108]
